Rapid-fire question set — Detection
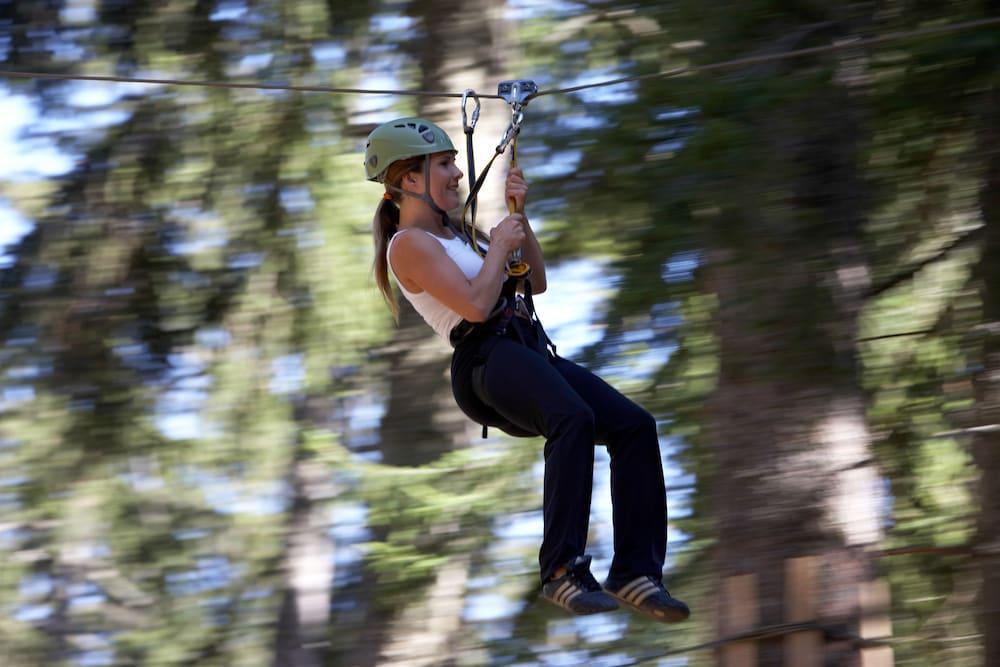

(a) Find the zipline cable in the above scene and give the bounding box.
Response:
[534,15,1000,98]
[0,70,506,99]
[0,16,997,99]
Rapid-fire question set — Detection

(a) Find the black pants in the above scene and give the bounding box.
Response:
[451,319,668,584]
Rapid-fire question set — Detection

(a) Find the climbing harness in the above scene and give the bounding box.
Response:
[450,80,559,440]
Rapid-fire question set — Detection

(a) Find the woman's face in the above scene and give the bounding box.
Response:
[405,151,463,211]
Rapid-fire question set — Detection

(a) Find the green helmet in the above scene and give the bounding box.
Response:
[364,117,456,182]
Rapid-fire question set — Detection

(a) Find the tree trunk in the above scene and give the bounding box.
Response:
[708,72,885,667]
[377,0,511,468]
[973,81,1000,666]
[346,1,512,665]
[377,553,472,667]
[273,403,338,667]
[709,258,883,667]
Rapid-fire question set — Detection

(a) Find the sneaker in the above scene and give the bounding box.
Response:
[541,555,619,615]
[604,575,690,623]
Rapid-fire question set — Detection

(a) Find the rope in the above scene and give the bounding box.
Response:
[0,16,997,99]
[533,16,1000,98]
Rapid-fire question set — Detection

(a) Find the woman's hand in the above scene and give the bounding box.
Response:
[490,214,526,254]
[505,167,528,213]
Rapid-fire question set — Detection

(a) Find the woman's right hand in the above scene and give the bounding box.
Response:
[490,214,526,254]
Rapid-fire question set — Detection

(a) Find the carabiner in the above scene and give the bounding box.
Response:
[510,108,524,132]
[496,122,520,154]
[461,89,480,134]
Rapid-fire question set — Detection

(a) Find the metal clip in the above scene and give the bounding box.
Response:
[461,89,480,134]
[510,108,524,131]
[497,79,538,106]
[495,108,523,153]
[496,121,521,153]
[494,82,531,153]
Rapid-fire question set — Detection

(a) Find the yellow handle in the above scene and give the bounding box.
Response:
[505,134,530,277]
[507,134,520,215]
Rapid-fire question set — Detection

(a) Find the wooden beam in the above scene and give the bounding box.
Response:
[785,556,822,667]
[720,574,758,667]
[860,579,894,667]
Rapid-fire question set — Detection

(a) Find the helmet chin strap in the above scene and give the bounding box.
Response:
[386,158,452,229]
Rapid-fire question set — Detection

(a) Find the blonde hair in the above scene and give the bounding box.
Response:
[373,156,426,321]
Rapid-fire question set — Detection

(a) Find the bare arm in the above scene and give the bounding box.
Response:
[389,227,519,322]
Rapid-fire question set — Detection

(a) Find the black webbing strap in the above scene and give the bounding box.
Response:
[520,280,557,358]
[492,275,520,336]
[451,276,555,358]
[460,147,506,255]
[465,128,477,224]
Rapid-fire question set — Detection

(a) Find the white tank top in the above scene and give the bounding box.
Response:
[387,228,488,343]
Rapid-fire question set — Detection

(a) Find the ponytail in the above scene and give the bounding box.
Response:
[371,155,426,321]
[373,196,401,321]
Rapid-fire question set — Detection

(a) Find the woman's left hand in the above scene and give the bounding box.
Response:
[505,168,528,214]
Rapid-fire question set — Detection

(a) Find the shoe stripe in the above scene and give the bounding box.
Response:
[617,579,642,598]
[632,584,660,606]
[554,581,573,604]
[564,589,583,606]
[620,577,652,599]
[557,582,579,606]
[626,581,658,604]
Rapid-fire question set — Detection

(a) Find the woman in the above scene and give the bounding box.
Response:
[366,117,689,622]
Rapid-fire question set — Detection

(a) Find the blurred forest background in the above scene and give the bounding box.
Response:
[1,1,998,665]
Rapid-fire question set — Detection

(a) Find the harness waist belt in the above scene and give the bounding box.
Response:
[449,295,535,348]
[449,318,479,347]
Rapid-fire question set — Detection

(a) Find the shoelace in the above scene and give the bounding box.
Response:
[639,576,681,603]
[641,576,668,593]
[567,560,602,592]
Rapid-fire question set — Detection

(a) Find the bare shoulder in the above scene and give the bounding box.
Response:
[388,229,445,292]
[389,229,445,263]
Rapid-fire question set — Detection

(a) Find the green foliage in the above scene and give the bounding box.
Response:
[517,1,996,664]
[1,0,997,665]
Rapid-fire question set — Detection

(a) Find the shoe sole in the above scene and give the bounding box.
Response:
[539,593,619,616]
[605,589,689,624]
